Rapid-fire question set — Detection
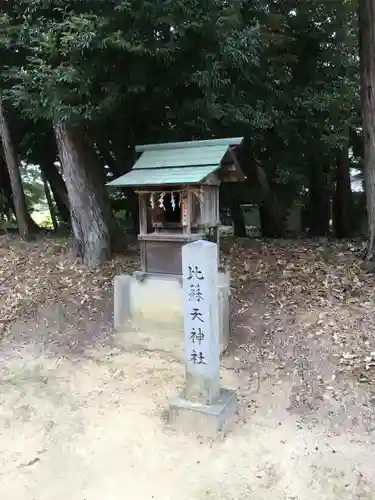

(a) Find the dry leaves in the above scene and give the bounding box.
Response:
[2,235,375,381]
[223,238,375,380]
[0,234,139,336]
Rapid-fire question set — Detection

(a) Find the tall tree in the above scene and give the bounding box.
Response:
[55,124,114,265]
[359,0,375,259]
[0,95,30,238]
[1,2,121,264]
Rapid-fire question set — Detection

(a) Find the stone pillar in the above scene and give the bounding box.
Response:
[183,240,220,404]
[168,240,237,437]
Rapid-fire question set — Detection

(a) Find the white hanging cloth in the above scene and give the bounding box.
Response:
[158,192,165,210]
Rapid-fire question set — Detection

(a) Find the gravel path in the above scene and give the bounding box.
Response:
[0,301,374,500]
[1,237,375,499]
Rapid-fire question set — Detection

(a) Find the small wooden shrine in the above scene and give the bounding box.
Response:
[107,137,244,275]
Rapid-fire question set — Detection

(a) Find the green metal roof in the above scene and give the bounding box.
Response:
[107,137,243,188]
[107,165,219,187]
[132,145,229,170]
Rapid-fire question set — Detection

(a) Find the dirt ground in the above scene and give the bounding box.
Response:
[1,236,375,499]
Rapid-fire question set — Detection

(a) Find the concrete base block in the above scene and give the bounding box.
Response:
[114,271,231,354]
[168,389,237,438]
[113,274,132,331]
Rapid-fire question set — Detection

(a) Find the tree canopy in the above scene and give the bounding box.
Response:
[0,0,367,263]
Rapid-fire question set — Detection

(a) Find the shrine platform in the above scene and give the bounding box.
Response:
[114,270,231,357]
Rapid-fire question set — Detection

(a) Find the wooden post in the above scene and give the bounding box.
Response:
[139,192,147,235]
[215,187,220,225]
[138,192,147,272]
[183,188,192,235]
[215,187,220,263]
[201,186,208,226]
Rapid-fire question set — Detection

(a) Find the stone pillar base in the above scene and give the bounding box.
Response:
[167,389,237,438]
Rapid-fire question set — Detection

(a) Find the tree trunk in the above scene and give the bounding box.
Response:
[0,95,30,238]
[308,160,330,237]
[41,171,59,231]
[333,142,352,238]
[256,163,286,237]
[54,123,115,267]
[27,212,41,233]
[0,189,9,221]
[0,159,15,222]
[359,0,375,259]
[259,204,280,238]
[0,157,12,220]
[50,182,70,227]
[40,161,70,225]
[230,198,247,237]
[1,153,41,232]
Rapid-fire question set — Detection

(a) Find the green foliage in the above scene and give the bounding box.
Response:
[1,0,263,131]
[0,0,362,231]
[35,212,54,229]
[19,163,47,213]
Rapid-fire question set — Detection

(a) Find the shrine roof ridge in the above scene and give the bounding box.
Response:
[135,137,243,153]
